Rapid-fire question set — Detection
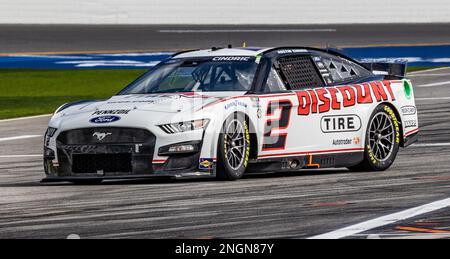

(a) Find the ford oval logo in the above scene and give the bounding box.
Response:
[90,116,121,124]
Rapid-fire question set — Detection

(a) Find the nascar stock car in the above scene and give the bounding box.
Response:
[43,46,418,183]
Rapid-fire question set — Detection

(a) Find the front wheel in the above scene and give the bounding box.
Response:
[216,113,251,180]
[349,104,400,171]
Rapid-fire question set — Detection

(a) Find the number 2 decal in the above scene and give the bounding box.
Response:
[262,100,293,151]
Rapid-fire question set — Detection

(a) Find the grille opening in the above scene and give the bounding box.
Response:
[72,153,132,174]
[58,127,154,145]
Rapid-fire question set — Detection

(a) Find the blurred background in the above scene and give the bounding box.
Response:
[0,0,449,119]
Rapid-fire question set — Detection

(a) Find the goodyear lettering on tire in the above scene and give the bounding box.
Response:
[384,106,400,144]
[244,121,250,168]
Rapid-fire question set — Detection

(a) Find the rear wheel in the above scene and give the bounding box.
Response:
[217,113,251,180]
[349,104,400,171]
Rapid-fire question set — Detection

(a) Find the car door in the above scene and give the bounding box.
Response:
[257,54,332,160]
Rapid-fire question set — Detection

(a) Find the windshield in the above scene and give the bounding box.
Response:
[118,57,258,94]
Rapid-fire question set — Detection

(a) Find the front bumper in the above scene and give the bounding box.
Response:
[43,127,215,182]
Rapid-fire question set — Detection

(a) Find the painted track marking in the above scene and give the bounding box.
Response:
[0,155,41,158]
[409,73,450,77]
[418,81,450,88]
[309,197,450,239]
[408,67,450,75]
[0,114,51,123]
[0,135,41,142]
[158,29,337,33]
[413,143,450,147]
[416,97,450,101]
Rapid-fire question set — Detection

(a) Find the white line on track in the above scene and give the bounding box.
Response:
[0,155,41,158]
[309,197,450,239]
[158,29,337,33]
[0,114,52,123]
[0,135,41,142]
[418,81,450,88]
[412,143,450,147]
[408,73,450,77]
[408,67,450,75]
[416,97,450,101]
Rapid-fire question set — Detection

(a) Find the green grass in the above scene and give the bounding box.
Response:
[0,69,146,119]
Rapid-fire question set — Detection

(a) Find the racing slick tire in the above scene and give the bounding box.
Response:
[217,113,251,180]
[349,104,400,172]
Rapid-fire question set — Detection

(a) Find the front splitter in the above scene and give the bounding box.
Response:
[41,171,215,183]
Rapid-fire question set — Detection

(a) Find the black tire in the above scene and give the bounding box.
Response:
[70,179,103,185]
[216,113,251,180]
[349,104,400,171]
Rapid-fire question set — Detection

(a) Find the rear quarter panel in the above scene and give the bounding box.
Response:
[254,79,417,161]
[385,79,419,144]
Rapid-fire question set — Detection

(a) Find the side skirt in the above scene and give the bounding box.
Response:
[247,152,364,173]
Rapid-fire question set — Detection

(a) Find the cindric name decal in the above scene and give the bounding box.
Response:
[211,57,251,62]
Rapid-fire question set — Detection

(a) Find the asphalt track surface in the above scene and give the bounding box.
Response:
[1,24,450,54]
[0,67,450,239]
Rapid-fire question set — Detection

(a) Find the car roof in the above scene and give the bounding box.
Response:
[171,47,365,69]
[174,47,271,58]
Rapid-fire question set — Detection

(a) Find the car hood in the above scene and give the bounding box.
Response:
[64,92,247,115]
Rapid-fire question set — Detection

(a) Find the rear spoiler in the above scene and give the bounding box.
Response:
[361,62,408,79]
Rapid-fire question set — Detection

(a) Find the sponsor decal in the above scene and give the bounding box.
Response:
[296,81,396,116]
[321,114,362,133]
[255,55,262,64]
[90,116,121,124]
[107,93,212,105]
[404,120,417,128]
[317,62,326,69]
[277,49,308,54]
[403,80,413,99]
[212,57,250,62]
[92,109,131,115]
[199,158,214,170]
[401,105,417,115]
[224,99,248,109]
[257,109,262,118]
[250,97,260,107]
[92,132,112,141]
[333,138,352,146]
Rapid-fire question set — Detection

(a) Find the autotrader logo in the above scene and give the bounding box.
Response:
[90,116,121,124]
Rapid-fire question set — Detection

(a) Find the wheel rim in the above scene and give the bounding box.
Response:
[368,112,395,161]
[225,119,247,170]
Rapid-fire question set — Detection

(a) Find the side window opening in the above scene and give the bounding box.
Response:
[276,55,324,90]
[313,54,371,85]
[264,67,287,92]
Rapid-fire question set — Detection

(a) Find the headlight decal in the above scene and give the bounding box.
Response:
[159,119,210,134]
[45,127,58,138]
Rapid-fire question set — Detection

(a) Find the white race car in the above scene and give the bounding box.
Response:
[43,47,418,184]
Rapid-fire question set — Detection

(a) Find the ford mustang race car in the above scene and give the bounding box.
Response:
[43,46,418,184]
